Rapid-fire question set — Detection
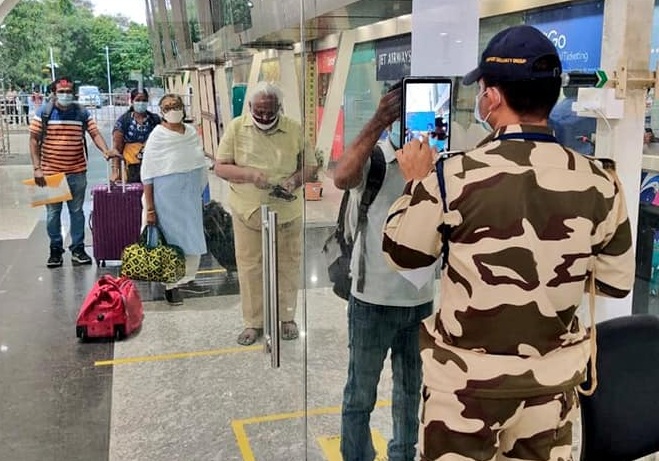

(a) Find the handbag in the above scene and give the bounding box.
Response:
[120,225,186,283]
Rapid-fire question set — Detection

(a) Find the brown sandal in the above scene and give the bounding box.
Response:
[237,328,263,346]
[281,321,299,340]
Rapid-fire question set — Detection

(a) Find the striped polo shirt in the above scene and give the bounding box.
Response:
[29,104,100,175]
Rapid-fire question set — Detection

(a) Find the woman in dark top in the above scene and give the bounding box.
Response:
[111,89,160,183]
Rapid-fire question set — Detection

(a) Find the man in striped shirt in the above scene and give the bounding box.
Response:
[29,77,117,268]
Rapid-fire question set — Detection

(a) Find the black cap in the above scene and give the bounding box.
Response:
[463,25,561,85]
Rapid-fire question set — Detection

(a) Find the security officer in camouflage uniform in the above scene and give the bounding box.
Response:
[382,25,634,461]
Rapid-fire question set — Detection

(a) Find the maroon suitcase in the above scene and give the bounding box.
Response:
[91,165,143,267]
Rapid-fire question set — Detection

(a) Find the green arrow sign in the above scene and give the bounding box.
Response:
[595,70,608,88]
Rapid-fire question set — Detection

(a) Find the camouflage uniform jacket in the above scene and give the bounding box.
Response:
[383,124,634,398]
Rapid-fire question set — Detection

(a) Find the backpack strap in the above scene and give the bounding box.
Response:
[40,101,88,142]
[355,144,386,294]
[39,101,54,146]
[73,103,89,160]
[434,151,464,269]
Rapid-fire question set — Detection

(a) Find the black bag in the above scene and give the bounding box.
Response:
[322,145,386,300]
[203,200,237,272]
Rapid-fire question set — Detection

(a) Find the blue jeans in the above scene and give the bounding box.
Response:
[46,172,87,252]
[341,296,433,461]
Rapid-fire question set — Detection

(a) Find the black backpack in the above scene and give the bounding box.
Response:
[39,100,89,156]
[322,145,386,300]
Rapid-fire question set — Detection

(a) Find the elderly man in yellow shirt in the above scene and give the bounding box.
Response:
[215,81,318,346]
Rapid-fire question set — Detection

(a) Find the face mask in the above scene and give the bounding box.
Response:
[251,113,278,131]
[474,90,493,132]
[389,120,401,149]
[163,110,184,124]
[133,101,148,113]
[428,138,439,151]
[57,93,73,106]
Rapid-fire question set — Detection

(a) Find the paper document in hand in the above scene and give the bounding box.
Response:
[22,173,72,207]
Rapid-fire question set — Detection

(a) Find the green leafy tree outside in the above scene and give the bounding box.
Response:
[0,0,155,92]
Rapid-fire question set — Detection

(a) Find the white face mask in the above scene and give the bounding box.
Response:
[474,90,493,132]
[163,110,184,124]
[251,113,278,131]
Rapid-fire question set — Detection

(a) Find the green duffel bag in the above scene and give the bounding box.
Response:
[120,225,185,284]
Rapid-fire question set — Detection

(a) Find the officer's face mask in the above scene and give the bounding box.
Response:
[389,120,401,149]
[474,88,493,132]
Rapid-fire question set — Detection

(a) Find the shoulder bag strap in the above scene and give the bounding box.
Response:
[435,159,452,269]
[355,145,386,293]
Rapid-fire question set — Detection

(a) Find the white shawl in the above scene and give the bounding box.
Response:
[141,124,207,181]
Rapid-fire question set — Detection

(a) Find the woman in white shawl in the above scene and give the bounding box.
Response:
[141,94,209,305]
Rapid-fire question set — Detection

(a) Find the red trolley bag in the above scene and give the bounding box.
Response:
[76,275,144,340]
[91,162,143,267]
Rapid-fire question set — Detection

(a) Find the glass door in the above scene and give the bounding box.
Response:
[212,46,309,459]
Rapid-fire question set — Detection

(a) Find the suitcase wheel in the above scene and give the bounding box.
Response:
[114,325,126,340]
[76,326,88,342]
[96,260,106,268]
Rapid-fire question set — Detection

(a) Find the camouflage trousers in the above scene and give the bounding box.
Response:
[420,387,578,461]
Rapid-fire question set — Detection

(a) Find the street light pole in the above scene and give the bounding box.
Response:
[105,45,113,105]
[49,47,56,81]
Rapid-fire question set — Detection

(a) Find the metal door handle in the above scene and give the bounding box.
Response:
[268,209,280,368]
[260,205,280,368]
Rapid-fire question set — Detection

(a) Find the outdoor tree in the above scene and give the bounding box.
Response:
[0,0,155,91]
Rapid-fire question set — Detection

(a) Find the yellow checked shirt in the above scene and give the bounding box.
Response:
[217,114,316,223]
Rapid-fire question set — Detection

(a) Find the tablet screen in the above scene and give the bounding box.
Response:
[401,77,452,152]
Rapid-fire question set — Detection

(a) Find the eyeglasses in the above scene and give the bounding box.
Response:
[56,89,73,94]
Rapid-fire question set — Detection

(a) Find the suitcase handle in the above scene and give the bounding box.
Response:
[107,158,127,193]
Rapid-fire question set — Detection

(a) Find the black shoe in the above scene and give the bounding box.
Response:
[71,249,92,265]
[165,288,183,306]
[47,248,64,268]
[178,281,210,295]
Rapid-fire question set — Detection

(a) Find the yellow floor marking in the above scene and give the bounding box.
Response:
[94,344,261,366]
[318,430,388,461]
[232,400,391,461]
[196,268,227,275]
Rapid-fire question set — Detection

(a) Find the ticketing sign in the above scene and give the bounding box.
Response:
[525,1,604,73]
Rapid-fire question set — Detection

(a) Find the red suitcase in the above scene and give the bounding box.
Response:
[76,275,144,340]
[91,165,143,266]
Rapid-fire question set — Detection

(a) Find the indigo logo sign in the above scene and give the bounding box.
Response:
[545,29,567,50]
[526,1,603,72]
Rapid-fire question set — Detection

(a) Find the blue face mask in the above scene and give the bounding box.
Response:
[428,138,439,151]
[57,93,73,107]
[133,101,148,113]
[389,120,401,149]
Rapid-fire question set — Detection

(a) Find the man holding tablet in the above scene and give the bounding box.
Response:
[383,25,634,461]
